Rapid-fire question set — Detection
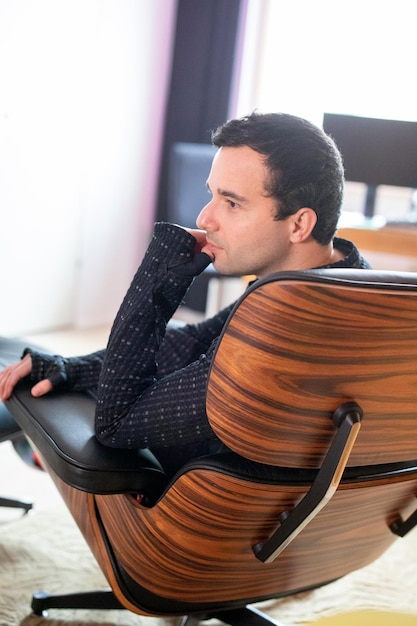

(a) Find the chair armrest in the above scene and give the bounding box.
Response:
[6,380,167,496]
[253,402,363,563]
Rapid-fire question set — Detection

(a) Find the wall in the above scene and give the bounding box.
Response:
[0,0,176,336]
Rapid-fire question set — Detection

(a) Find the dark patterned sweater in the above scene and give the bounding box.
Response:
[27,222,371,462]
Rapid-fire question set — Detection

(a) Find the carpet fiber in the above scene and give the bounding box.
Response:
[1,500,417,626]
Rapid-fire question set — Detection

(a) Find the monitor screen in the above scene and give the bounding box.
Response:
[323,113,417,190]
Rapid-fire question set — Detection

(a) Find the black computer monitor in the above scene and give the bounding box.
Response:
[323,113,417,217]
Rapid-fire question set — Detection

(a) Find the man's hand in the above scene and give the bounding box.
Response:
[185,228,216,259]
[0,354,52,401]
[184,228,211,254]
[168,228,213,276]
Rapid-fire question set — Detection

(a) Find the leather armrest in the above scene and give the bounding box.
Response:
[6,380,167,496]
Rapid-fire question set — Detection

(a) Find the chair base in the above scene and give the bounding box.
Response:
[31,589,283,625]
[0,496,33,513]
[31,589,123,614]
[198,606,285,625]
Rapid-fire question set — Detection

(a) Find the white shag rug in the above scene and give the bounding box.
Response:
[1,501,417,626]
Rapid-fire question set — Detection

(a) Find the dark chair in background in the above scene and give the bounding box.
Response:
[167,142,217,229]
[168,142,218,313]
[0,337,40,513]
[0,403,33,513]
[6,269,417,625]
[167,142,244,315]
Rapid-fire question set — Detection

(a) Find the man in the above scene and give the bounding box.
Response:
[0,112,370,475]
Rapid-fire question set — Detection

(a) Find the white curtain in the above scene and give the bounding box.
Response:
[0,0,177,335]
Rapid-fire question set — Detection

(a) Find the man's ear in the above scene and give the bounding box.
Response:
[289,207,317,243]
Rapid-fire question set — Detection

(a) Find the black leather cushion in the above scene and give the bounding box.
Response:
[1,336,167,498]
[7,380,167,497]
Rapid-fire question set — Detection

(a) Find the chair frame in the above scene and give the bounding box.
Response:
[5,269,417,625]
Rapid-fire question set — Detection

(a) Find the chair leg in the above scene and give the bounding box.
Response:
[210,605,286,626]
[0,496,33,513]
[31,591,283,625]
[181,606,285,625]
[180,616,203,626]
[31,589,123,615]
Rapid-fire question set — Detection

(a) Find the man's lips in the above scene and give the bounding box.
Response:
[204,239,221,252]
[203,241,222,260]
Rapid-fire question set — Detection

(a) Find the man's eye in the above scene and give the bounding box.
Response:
[227,199,238,209]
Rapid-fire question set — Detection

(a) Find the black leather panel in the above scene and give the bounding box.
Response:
[7,380,166,495]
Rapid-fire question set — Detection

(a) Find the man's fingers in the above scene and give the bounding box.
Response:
[31,379,53,397]
[0,355,33,401]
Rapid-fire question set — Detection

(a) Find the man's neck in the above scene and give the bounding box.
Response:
[289,241,345,272]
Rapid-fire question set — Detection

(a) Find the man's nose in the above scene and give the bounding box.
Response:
[196,201,213,230]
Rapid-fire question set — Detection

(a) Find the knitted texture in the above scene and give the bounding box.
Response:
[27,228,370,459]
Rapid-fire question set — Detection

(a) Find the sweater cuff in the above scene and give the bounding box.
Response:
[22,348,47,382]
[148,222,196,264]
[23,348,68,388]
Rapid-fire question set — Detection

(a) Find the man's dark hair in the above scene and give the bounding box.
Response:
[211,112,344,245]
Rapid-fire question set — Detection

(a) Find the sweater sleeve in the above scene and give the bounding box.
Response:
[94,222,218,450]
[155,304,235,378]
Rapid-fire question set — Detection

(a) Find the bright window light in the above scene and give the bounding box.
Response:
[237,0,416,126]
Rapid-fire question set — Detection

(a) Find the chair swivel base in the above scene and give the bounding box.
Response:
[0,496,33,513]
[182,606,285,625]
[31,589,123,615]
[31,589,283,625]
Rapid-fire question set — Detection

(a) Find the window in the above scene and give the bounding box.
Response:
[235,0,417,221]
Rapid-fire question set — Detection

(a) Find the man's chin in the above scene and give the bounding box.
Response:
[211,261,240,277]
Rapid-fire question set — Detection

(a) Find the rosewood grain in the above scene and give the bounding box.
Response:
[207,280,417,467]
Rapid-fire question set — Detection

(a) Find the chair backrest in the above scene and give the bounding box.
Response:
[85,269,417,610]
[207,268,417,468]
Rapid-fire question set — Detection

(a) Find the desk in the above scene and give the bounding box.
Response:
[337,224,417,272]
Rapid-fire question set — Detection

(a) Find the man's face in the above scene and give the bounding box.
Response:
[196,146,293,278]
